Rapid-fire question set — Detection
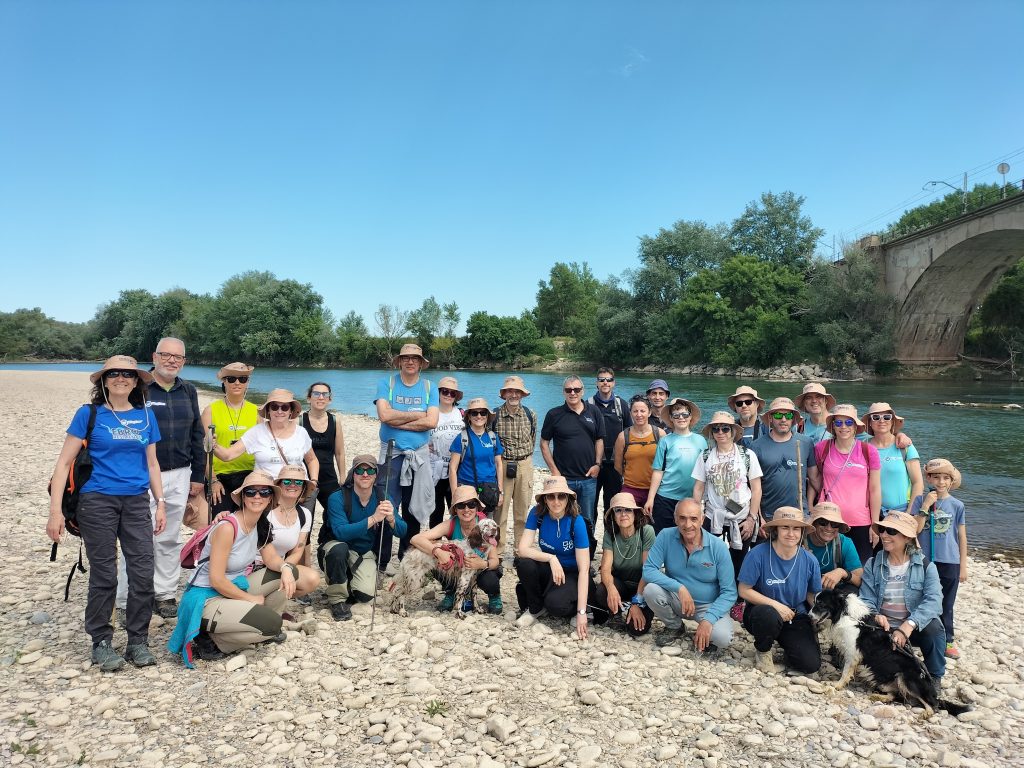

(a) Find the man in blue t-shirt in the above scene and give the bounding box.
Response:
[374,344,439,569]
[750,397,819,526]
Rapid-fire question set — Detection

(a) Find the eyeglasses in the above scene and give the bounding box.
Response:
[309,390,330,398]
[771,412,795,421]
[670,411,691,419]
[734,399,755,407]
[438,387,459,398]
[814,519,843,530]
[243,487,274,498]
[279,479,305,487]
[467,410,489,418]
[453,500,481,511]
[878,526,901,536]
[564,387,583,394]
[832,418,856,428]
[105,370,138,380]
[869,413,894,422]
[267,402,292,412]
[546,493,569,501]
[596,377,614,383]
[612,507,635,516]
[399,355,420,363]
[710,425,733,434]
[224,376,249,384]
[156,352,185,363]
[353,466,377,476]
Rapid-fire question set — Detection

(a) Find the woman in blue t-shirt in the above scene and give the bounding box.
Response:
[865,402,922,518]
[738,507,822,675]
[448,397,504,515]
[47,356,165,673]
[514,476,593,639]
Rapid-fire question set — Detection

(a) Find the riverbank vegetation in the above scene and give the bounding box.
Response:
[2,186,1020,375]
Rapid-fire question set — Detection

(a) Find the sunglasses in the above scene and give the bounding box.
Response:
[267,402,292,412]
[243,487,274,498]
[156,352,185,362]
[564,387,583,394]
[832,418,856,428]
[105,370,138,379]
[869,413,894,422]
[453,500,481,511]
[353,466,377,476]
[224,376,250,384]
[771,412,795,421]
[279,479,305,487]
[814,519,843,529]
[734,399,755,407]
[671,411,691,419]
[309,390,330,398]
[612,507,635,516]
[878,526,901,536]
[467,410,489,418]
[710,425,733,434]
[596,377,614,383]
[438,387,459,397]
[546,492,569,501]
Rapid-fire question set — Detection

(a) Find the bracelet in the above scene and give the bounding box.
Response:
[630,595,647,607]
[281,563,295,578]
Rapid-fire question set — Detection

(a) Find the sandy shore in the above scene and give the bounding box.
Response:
[1,370,1023,768]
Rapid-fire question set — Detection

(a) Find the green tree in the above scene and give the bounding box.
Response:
[406,296,443,358]
[729,191,823,271]
[461,311,540,366]
[90,288,197,359]
[636,219,731,301]
[573,277,643,366]
[373,304,408,364]
[973,259,1024,377]
[885,182,1022,240]
[433,301,461,367]
[534,262,601,337]
[0,308,89,359]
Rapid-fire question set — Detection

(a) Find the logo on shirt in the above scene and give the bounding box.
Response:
[765,578,787,585]
[785,459,797,468]
[395,395,424,407]
[146,400,167,408]
[104,425,144,442]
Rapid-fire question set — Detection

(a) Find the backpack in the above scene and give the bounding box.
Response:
[48,404,97,601]
[701,444,751,474]
[180,515,240,570]
[318,486,353,546]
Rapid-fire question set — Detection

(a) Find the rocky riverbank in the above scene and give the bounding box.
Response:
[1,370,1022,768]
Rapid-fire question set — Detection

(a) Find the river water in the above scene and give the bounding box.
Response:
[7,363,1023,554]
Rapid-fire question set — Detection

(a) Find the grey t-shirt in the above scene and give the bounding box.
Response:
[191,517,258,588]
[749,432,817,519]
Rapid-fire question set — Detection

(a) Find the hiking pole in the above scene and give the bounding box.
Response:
[370,439,396,633]
[796,439,804,515]
[204,425,216,526]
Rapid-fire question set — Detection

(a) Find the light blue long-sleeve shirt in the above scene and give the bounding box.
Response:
[642,528,737,625]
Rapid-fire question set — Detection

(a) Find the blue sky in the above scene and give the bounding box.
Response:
[2,1,1022,328]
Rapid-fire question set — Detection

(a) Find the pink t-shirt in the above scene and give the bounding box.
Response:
[815,440,880,527]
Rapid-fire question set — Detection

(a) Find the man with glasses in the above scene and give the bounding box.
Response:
[750,397,819,528]
[492,376,537,550]
[540,375,605,530]
[589,367,631,517]
[116,337,205,620]
[728,385,766,447]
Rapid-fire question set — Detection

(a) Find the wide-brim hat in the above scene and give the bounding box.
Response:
[463,397,494,426]
[923,457,962,490]
[794,382,836,412]
[451,485,482,508]
[809,502,849,533]
[343,453,379,486]
[765,506,813,530]
[392,343,429,369]
[872,511,918,539]
[535,475,577,502]
[646,379,670,395]
[499,375,531,397]
[826,404,865,435]
[230,471,281,506]
[864,402,905,436]
[702,410,743,442]
[275,464,317,502]
[760,396,804,427]
[728,385,765,412]
[217,362,255,381]
[666,397,701,427]
[89,355,154,385]
[607,492,642,512]
[259,388,301,418]
[437,376,464,401]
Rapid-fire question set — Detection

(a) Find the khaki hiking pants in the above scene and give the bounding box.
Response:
[318,540,378,604]
[201,568,286,653]
[495,460,534,551]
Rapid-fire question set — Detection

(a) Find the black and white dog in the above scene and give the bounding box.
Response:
[810,589,970,716]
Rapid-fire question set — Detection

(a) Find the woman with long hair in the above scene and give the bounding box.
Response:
[201,362,259,513]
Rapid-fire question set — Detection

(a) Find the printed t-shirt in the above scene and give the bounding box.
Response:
[257,505,312,564]
[240,423,312,479]
[876,442,920,510]
[68,404,162,496]
[652,432,708,500]
[910,494,966,564]
[602,524,655,584]
[376,375,432,451]
[429,408,465,482]
[738,542,822,614]
[691,446,763,512]
[803,422,828,443]
[805,535,862,575]
[750,432,817,519]
[815,440,880,527]
[450,429,505,485]
[525,507,590,568]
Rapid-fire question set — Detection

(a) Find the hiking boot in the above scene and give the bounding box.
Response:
[296,594,313,606]
[330,602,352,621]
[655,626,686,648]
[945,642,961,659]
[153,598,178,619]
[91,640,125,672]
[438,592,456,612]
[755,650,776,674]
[193,631,226,661]
[488,596,503,615]
[124,642,156,667]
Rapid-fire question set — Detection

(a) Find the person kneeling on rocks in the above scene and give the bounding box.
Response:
[593,493,655,636]
[319,455,406,621]
[642,499,736,655]
[168,472,288,666]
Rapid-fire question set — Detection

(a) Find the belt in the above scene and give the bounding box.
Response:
[507,455,533,462]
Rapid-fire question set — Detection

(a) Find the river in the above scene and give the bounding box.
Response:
[7,362,1023,554]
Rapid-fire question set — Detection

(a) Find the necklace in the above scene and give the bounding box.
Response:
[236,513,254,535]
[613,529,640,562]
[816,538,835,571]
[223,397,245,434]
[768,544,800,585]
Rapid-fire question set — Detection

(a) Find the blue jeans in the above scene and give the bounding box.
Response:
[565,477,597,526]
[912,618,948,679]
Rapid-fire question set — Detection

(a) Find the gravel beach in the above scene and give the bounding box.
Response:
[1,370,1022,768]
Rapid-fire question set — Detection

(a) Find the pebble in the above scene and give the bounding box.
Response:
[614,729,640,745]
[224,654,247,672]
[30,611,50,624]
[319,675,350,692]
[486,714,517,743]
[858,714,879,730]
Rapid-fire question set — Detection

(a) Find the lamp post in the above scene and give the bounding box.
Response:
[922,174,968,214]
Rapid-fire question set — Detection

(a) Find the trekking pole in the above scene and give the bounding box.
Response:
[370,439,396,633]
[204,425,216,526]
[796,440,804,515]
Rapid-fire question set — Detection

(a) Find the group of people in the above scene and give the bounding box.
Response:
[47,341,968,695]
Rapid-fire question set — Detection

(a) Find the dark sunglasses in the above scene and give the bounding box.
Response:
[869,413,894,422]
[279,479,305,487]
[734,399,755,407]
[814,519,843,529]
[267,402,292,412]
[878,526,901,536]
[243,487,274,498]
[467,410,489,418]
[710,425,733,434]
[224,376,249,384]
[546,492,569,501]
[564,387,583,394]
[438,387,459,397]
[832,417,856,428]
[105,370,138,379]
[771,412,795,421]
[453,500,481,511]
[353,466,377,476]
[596,377,614,383]
[670,411,691,419]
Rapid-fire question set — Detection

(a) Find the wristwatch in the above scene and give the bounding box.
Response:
[577,609,587,616]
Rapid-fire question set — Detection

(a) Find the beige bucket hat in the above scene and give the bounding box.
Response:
[437,376,464,401]
[499,375,531,397]
[765,506,813,530]
[230,470,280,506]
[666,397,701,427]
[760,396,804,427]
[923,457,962,489]
[463,397,494,426]
[451,485,482,508]
[259,388,301,419]
[275,464,316,502]
[809,501,849,533]
[826,404,865,435]
[217,362,255,380]
[393,343,429,369]
[728,385,766,412]
[794,382,836,412]
[863,402,905,435]
[872,510,919,538]
[89,355,154,385]
[535,475,576,502]
[702,410,743,442]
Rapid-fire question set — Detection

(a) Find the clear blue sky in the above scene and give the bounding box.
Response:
[2,1,1022,328]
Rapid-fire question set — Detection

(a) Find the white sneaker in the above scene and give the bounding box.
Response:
[515,611,536,628]
[755,650,776,674]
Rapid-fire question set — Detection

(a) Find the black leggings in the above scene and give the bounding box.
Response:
[514,558,593,617]
[593,576,653,636]
[742,604,821,673]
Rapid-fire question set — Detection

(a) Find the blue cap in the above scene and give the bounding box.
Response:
[646,379,670,394]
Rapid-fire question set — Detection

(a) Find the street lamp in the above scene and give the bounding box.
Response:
[922,173,968,214]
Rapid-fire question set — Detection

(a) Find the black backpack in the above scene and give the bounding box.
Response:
[48,404,97,600]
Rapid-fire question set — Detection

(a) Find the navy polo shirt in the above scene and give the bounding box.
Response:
[541,402,605,478]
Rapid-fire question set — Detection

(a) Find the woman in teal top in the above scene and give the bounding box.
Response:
[645,398,708,533]
[865,402,922,516]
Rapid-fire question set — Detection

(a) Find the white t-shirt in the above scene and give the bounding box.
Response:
[240,422,313,479]
[429,408,465,483]
[692,446,763,513]
[256,505,312,565]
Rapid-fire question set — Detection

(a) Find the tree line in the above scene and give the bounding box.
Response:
[2,187,1020,372]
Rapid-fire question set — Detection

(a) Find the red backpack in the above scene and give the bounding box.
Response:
[180,516,239,570]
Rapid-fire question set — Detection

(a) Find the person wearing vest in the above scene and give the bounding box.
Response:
[729,385,766,448]
[492,376,537,550]
[202,362,259,514]
[590,367,632,517]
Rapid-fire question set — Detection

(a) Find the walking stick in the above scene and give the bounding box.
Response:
[370,439,396,632]
[204,425,216,526]
[796,439,804,515]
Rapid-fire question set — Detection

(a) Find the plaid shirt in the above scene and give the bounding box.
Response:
[146,378,205,483]
[492,404,537,461]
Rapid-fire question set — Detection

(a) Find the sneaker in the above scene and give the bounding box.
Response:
[754,650,776,674]
[115,608,127,628]
[296,594,313,606]
[694,643,722,661]
[945,642,961,659]
[91,640,125,672]
[655,626,686,648]
[438,592,456,612]
[153,598,178,619]
[193,632,226,661]
[488,596,503,615]
[729,601,745,622]
[330,602,352,621]
[124,643,156,667]
[514,608,546,628]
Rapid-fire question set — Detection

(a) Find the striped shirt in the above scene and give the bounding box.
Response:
[492,404,537,461]
[880,561,911,623]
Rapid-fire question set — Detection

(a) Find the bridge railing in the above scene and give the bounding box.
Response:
[879,179,1024,244]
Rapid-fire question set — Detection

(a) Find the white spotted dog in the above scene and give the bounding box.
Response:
[390,518,500,619]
